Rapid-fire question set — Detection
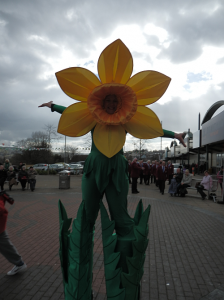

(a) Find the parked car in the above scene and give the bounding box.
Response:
[69,164,83,175]
[173,163,183,174]
[70,161,85,166]
[49,164,65,172]
[76,161,85,166]
[33,163,49,170]
[56,162,70,168]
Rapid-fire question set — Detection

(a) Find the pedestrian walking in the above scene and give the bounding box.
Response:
[156,161,167,195]
[4,159,11,171]
[131,158,144,194]
[28,166,37,191]
[18,166,28,191]
[167,160,174,185]
[0,191,27,275]
[0,165,7,191]
[7,166,17,191]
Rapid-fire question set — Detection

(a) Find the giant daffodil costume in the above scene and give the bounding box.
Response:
[55,40,174,300]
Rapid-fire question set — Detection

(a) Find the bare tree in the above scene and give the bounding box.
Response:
[66,145,79,161]
[133,138,146,159]
[44,124,61,149]
[17,132,48,149]
[82,132,92,149]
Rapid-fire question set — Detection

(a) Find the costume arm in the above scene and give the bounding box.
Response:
[163,129,186,147]
[162,129,175,138]
[51,104,66,114]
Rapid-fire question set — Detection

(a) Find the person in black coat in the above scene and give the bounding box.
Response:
[156,161,168,195]
[131,158,144,194]
[18,166,28,191]
[18,163,25,172]
[174,168,183,184]
[0,165,7,191]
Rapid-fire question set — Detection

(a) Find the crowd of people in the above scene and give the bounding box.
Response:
[128,159,178,195]
[0,160,37,192]
[128,158,223,200]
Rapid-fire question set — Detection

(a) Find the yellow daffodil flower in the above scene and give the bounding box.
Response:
[56,39,171,158]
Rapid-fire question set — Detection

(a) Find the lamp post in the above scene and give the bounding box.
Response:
[64,136,66,164]
[222,169,224,202]
[160,121,162,160]
[198,113,200,175]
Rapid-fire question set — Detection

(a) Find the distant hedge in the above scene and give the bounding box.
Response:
[36,169,57,175]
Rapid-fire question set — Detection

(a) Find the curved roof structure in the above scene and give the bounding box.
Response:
[202,100,224,125]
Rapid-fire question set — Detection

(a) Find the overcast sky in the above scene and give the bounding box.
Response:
[1,0,224,153]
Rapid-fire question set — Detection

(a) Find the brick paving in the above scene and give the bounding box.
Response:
[0,175,224,300]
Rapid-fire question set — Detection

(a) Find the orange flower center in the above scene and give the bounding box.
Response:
[87,83,137,125]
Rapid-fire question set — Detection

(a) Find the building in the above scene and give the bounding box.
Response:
[165,100,224,174]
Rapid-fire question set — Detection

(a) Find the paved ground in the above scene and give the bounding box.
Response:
[0,175,224,300]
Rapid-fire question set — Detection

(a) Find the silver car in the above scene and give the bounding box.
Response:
[173,163,183,174]
[69,164,83,175]
[33,163,49,171]
[49,164,64,172]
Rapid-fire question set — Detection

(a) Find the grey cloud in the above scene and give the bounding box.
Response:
[150,82,224,134]
[156,2,224,63]
[217,57,224,64]
[132,51,153,68]
[143,34,161,48]
[157,40,203,63]
[0,0,224,148]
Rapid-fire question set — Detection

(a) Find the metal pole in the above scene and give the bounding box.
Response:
[198,113,200,174]
[206,145,209,171]
[222,168,224,202]
[188,151,190,169]
[64,136,66,164]
[161,121,162,160]
[140,139,141,159]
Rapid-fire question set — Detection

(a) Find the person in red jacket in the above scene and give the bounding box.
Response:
[156,161,168,195]
[139,160,144,184]
[131,158,144,194]
[155,161,160,187]
[151,161,155,183]
[143,161,149,185]
[146,160,151,185]
[0,191,27,275]
[167,160,174,185]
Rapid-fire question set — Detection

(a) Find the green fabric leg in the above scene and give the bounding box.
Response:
[100,200,151,300]
[105,175,134,237]
[82,172,103,230]
[82,171,134,237]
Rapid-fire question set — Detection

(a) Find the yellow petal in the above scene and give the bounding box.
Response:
[93,124,126,158]
[122,106,163,139]
[127,71,171,106]
[56,67,101,102]
[58,103,96,137]
[98,39,133,84]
